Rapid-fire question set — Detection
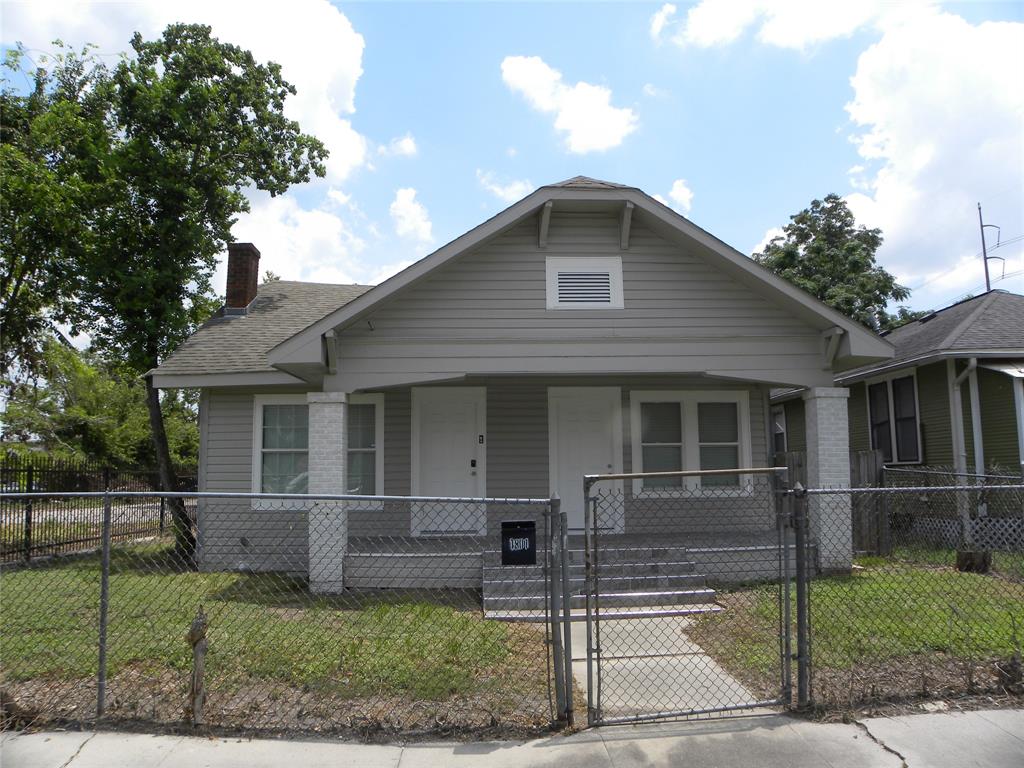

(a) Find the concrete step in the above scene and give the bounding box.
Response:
[481,572,708,596]
[485,604,724,622]
[483,587,717,612]
[482,545,693,567]
[482,559,698,580]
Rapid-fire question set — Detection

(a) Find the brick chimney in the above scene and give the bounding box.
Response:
[225,242,261,311]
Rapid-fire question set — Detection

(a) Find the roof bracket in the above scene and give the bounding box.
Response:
[822,327,845,368]
[538,201,553,249]
[620,201,634,250]
[324,329,338,375]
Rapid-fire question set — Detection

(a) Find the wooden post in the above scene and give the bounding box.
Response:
[22,464,33,562]
[186,607,208,725]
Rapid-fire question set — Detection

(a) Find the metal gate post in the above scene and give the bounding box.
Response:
[558,500,574,726]
[583,477,597,726]
[97,488,112,718]
[548,501,567,720]
[777,477,793,706]
[793,484,811,710]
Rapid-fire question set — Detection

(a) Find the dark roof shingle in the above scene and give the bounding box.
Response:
[154,281,372,376]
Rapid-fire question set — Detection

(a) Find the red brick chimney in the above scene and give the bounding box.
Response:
[225,242,261,310]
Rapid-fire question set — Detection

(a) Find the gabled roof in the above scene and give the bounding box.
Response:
[837,290,1024,383]
[152,281,371,381]
[267,178,893,368]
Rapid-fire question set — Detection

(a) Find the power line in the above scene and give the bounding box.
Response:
[909,233,1024,292]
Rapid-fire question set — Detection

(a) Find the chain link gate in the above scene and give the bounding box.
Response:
[580,467,796,725]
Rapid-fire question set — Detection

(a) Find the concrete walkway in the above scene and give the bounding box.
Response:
[6,710,1021,767]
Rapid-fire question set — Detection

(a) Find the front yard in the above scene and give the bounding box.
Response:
[689,554,1024,710]
[0,542,552,737]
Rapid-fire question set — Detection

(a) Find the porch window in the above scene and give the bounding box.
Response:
[256,400,309,493]
[629,391,752,493]
[346,394,385,497]
[771,405,787,454]
[867,375,920,463]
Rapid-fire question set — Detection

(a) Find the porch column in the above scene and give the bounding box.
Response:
[802,387,852,572]
[307,392,347,593]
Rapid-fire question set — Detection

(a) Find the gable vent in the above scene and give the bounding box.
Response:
[546,256,624,310]
[557,271,613,304]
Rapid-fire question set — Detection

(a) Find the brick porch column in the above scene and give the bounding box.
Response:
[802,387,852,572]
[307,392,347,593]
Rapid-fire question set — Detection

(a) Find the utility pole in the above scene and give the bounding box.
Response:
[977,203,1001,292]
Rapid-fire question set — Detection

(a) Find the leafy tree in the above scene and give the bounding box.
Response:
[6,26,327,559]
[754,194,911,331]
[0,45,109,386]
[2,340,198,467]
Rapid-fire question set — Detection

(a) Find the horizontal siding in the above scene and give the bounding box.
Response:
[333,212,831,388]
[979,367,1020,470]
[848,383,869,453]
[784,399,807,453]
[917,362,952,465]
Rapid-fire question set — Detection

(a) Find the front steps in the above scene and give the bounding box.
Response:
[482,544,721,621]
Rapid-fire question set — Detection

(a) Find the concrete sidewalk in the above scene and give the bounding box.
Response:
[3,710,1022,767]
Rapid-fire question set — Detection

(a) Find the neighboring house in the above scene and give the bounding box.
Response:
[150,176,893,590]
[774,290,1024,479]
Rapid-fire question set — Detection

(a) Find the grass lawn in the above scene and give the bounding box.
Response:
[690,559,1024,707]
[1,541,551,733]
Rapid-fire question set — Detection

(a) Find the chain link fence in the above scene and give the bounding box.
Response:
[583,469,793,724]
[1,492,563,739]
[799,484,1024,710]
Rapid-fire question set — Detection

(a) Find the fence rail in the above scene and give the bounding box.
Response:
[0,455,196,562]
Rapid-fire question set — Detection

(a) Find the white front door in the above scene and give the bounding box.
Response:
[412,387,487,535]
[548,387,624,532]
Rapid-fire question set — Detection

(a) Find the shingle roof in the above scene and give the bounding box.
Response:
[841,290,1024,379]
[154,281,372,376]
[548,175,630,189]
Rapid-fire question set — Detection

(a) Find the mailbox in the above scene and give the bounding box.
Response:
[500,520,536,566]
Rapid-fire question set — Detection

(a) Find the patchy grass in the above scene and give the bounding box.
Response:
[1,541,551,735]
[690,560,1024,707]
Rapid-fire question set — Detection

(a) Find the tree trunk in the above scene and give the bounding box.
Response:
[145,373,195,564]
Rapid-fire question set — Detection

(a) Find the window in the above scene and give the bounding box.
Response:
[253,395,309,494]
[771,405,787,454]
[346,394,384,497]
[546,256,624,309]
[867,374,920,463]
[629,391,752,493]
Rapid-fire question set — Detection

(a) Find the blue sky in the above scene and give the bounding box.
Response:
[4,1,1023,311]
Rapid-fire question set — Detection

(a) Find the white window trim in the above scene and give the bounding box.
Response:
[251,394,310,510]
[865,370,922,465]
[347,393,385,510]
[545,255,624,310]
[629,390,753,496]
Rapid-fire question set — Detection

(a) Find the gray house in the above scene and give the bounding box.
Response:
[151,177,893,591]
[774,290,1024,479]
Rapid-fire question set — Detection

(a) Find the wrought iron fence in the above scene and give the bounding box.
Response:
[0,455,196,562]
[797,484,1024,711]
[0,491,565,739]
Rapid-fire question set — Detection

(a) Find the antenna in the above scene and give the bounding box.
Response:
[977,203,1002,292]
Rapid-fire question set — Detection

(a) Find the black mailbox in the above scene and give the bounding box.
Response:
[501,520,536,566]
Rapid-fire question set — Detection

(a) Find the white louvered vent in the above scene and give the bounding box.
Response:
[546,256,624,309]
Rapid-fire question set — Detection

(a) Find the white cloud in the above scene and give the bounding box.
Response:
[667,0,918,51]
[378,133,418,157]
[642,83,667,98]
[1,0,369,182]
[390,188,433,244]
[501,55,638,154]
[476,169,534,203]
[841,7,1024,305]
[751,226,785,256]
[667,179,694,214]
[649,3,677,42]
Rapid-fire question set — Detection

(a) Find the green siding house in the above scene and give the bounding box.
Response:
[774,291,1024,479]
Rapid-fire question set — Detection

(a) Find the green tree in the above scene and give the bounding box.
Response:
[6,26,327,559]
[2,340,198,467]
[754,194,912,331]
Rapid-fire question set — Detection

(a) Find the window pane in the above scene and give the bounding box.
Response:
[347,451,376,495]
[772,408,787,454]
[263,404,309,449]
[700,446,739,486]
[698,402,738,443]
[641,446,682,488]
[867,382,892,461]
[891,377,916,420]
[348,403,377,450]
[641,402,681,443]
[261,451,308,493]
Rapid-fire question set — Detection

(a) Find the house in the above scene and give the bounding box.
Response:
[773,290,1024,480]
[150,176,893,591]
